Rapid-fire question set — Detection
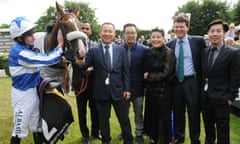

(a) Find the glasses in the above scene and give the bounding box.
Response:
[124,32,137,35]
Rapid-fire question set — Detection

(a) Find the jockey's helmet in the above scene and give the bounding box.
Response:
[9,16,37,39]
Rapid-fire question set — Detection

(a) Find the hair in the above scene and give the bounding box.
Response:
[207,19,229,32]
[81,20,92,29]
[150,28,165,37]
[14,28,36,45]
[174,14,190,27]
[100,22,115,31]
[123,23,137,32]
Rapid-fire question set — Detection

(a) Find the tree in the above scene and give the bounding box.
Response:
[232,0,240,26]
[175,0,232,36]
[36,0,100,41]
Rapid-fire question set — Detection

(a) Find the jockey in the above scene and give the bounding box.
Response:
[8,16,64,144]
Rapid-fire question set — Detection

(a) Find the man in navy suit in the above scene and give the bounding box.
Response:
[82,22,133,144]
[201,19,240,144]
[119,23,149,144]
[166,14,205,144]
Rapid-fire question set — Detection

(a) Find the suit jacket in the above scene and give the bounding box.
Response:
[166,35,205,82]
[201,44,240,103]
[83,42,130,101]
[121,43,149,98]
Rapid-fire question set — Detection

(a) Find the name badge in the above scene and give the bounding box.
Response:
[105,74,110,85]
[204,78,208,92]
[204,83,208,91]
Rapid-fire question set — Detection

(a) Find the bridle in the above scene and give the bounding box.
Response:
[56,13,88,93]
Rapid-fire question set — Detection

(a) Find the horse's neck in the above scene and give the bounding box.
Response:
[45,29,58,53]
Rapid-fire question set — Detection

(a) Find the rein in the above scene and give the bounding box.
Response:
[74,74,89,96]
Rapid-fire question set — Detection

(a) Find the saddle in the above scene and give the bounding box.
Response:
[38,77,74,144]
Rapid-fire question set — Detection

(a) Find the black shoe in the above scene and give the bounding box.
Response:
[174,138,184,144]
[10,136,21,144]
[117,134,123,141]
[150,139,156,144]
[136,135,144,144]
[82,137,91,144]
[92,133,102,140]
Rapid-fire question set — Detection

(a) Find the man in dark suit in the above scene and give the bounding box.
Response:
[166,14,205,144]
[120,23,149,144]
[71,20,100,144]
[82,22,133,144]
[201,19,240,144]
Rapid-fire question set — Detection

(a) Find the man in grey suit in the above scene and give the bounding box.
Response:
[82,22,133,144]
[166,14,205,144]
[201,19,240,144]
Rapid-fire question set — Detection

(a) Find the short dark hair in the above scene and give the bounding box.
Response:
[174,14,190,27]
[150,28,165,37]
[123,23,137,32]
[207,19,229,32]
[80,20,92,29]
[100,22,115,31]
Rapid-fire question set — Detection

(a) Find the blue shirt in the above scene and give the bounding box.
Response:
[175,36,195,76]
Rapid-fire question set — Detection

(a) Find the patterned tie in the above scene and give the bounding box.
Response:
[104,45,111,70]
[177,40,184,82]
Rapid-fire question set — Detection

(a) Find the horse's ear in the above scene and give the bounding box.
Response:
[56,1,65,16]
[73,7,80,17]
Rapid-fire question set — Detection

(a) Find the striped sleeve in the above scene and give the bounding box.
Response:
[18,47,63,67]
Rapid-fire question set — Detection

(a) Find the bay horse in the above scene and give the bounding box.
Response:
[33,2,87,143]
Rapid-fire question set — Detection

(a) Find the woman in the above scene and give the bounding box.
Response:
[143,28,175,144]
[9,16,64,144]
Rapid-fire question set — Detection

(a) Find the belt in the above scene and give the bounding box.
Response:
[184,75,194,79]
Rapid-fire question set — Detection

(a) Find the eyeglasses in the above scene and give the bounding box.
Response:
[124,32,137,35]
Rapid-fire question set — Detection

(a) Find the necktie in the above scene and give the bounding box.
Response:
[208,48,216,71]
[128,47,131,67]
[177,40,184,82]
[104,45,111,70]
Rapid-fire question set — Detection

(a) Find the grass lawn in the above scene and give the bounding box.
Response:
[0,77,239,144]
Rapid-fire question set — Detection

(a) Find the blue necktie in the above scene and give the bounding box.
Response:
[177,40,184,82]
[104,45,111,70]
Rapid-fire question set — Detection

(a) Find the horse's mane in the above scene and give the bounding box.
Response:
[45,22,55,34]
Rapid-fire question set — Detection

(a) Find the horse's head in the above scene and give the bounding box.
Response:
[46,2,87,65]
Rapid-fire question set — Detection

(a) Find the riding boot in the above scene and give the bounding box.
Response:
[33,132,44,144]
[10,136,21,144]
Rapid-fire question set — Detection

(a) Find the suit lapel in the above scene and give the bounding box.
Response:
[188,36,196,62]
[112,44,117,70]
[204,47,210,73]
[98,44,108,70]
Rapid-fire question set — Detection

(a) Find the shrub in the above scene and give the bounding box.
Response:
[0,53,10,76]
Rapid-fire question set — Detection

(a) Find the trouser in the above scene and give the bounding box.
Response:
[173,76,201,144]
[202,99,230,144]
[131,96,144,136]
[96,99,133,144]
[76,79,99,137]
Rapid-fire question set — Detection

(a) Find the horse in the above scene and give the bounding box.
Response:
[33,2,87,143]
[35,2,87,92]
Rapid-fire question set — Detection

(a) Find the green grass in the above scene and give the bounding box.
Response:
[0,77,239,144]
